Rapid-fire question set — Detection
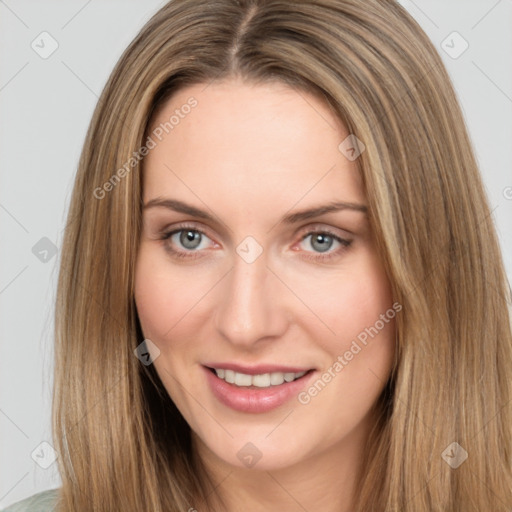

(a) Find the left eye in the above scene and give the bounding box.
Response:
[299,231,351,255]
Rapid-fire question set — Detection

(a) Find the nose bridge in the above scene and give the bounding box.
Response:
[214,248,287,346]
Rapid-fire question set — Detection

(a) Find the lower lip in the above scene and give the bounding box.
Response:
[203,366,315,413]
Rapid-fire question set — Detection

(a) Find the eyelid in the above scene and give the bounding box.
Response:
[159,221,215,242]
[295,222,352,238]
[160,221,351,243]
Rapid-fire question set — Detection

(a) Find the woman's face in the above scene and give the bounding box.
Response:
[134,78,396,472]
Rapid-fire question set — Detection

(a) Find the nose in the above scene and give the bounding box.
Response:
[214,249,289,348]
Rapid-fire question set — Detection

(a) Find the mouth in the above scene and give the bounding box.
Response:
[205,366,313,388]
[202,364,317,413]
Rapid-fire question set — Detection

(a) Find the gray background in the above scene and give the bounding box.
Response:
[0,0,511,507]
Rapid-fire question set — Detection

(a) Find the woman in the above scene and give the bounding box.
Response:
[4,0,511,510]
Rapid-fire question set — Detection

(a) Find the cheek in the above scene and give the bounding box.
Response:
[134,247,199,340]
[337,260,395,378]
[300,254,393,342]
[298,259,396,428]
[301,251,396,389]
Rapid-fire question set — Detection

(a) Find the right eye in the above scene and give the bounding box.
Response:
[160,224,216,260]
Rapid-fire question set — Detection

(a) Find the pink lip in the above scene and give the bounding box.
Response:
[202,365,316,414]
[203,362,313,375]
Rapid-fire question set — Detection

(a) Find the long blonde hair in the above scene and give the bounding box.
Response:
[53,0,512,510]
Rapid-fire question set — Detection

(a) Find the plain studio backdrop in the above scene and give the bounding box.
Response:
[0,0,511,507]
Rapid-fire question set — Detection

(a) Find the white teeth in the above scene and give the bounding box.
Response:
[252,373,271,387]
[213,368,307,388]
[234,372,252,386]
[270,372,284,385]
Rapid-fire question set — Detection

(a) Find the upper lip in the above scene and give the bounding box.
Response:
[203,363,315,375]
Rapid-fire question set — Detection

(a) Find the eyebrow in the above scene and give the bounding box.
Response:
[142,197,368,224]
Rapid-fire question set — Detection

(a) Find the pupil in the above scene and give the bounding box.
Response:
[181,230,200,249]
[312,234,332,253]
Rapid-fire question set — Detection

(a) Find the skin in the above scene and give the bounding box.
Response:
[134,78,396,512]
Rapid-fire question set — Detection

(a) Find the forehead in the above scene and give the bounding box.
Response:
[143,79,366,220]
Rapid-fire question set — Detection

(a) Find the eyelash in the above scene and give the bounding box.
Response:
[159,223,353,262]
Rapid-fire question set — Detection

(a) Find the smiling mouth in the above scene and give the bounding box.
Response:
[206,366,314,388]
